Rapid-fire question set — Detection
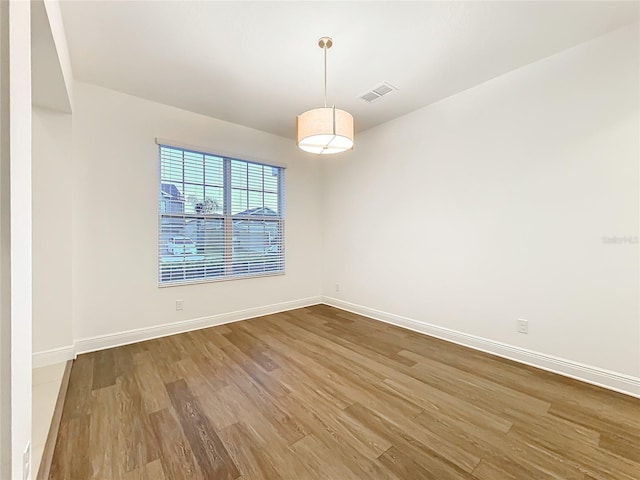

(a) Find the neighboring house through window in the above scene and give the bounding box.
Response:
[158,143,285,285]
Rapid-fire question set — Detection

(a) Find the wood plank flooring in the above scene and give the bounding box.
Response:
[48,305,640,479]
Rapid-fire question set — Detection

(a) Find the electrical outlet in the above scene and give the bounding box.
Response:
[176,299,184,311]
[23,442,30,480]
[335,284,340,292]
[517,318,529,334]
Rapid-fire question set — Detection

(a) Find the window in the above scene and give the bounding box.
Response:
[158,144,284,285]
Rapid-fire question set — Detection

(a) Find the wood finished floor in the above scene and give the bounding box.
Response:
[49,305,640,479]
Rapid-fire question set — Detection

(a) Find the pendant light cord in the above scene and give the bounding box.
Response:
[323,43,327,108]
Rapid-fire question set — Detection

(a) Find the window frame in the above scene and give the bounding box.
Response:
[158,143,285,287]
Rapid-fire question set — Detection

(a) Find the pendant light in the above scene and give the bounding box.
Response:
[296,37,354,154]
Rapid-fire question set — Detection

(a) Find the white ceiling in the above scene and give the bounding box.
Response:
[59,1,638,139]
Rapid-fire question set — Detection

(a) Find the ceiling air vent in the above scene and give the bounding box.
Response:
[359,82,397,103]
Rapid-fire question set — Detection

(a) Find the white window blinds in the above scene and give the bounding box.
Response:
[158,144,285,286]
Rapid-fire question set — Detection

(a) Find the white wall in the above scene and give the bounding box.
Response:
[31,0,72,113]
[68,82,321,347]
[2,1,33,478]
[0,1,10,475]
[32,107,73,356]
[322,25,640,385]
[42,0,73,109]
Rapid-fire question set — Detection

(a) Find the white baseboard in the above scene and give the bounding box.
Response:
[322,296,640,399]
[33,296,322,365]
[32,345,75,369]
[32,295,640,399]
[73,296,323,356]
